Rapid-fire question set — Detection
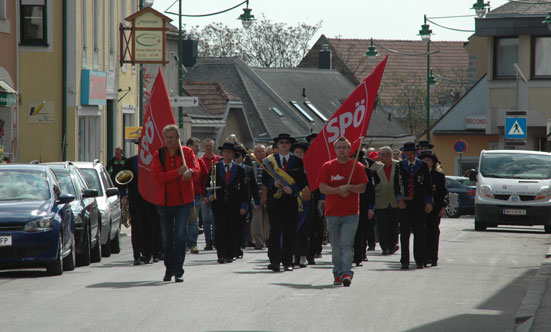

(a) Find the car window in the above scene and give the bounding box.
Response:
[99,168,114,188]
[0,170,51,201]
[53,170,77,197]
[80,168,104,196]
[72,168,88,192]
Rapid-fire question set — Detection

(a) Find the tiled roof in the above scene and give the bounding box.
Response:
[183,81,240,116]
[488,0,551,16]
[299,35,469,107]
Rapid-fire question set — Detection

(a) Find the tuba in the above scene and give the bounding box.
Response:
[114,170,133,227]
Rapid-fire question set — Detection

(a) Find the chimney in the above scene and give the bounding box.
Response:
[318,43,332,70]
[182,39,198,68]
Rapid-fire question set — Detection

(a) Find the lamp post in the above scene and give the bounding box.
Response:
[419,15,435,142]
[543,12,551,32]
[166,1,255,131]
[471,0,489,19]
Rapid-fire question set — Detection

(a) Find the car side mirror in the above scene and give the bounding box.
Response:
[83,189,99,198]
[468,170,478,182]
[105,188,119,197]
[58,193,75,204]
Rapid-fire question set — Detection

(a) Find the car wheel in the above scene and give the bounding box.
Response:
[101,224,112,258]
[446,205,461,218]
[63,233,76,271]
[90,226,102,263]
[111,228,121,254]
[545,225,551,234]
[76,225,91,266]
[46,234,63,276]
[474,220,487,231]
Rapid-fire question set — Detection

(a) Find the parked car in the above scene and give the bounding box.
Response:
[72,160,122,257]
[445,176,476,218]
[46,162,102,266]
[0,164,75,275]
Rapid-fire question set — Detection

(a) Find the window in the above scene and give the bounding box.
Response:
[0,0,6,20]
[79,112,102,161]
[494,37,518,78]
[290,100,315,123]
[304,101,328,122]
[533,37,551,77]
[20,0,47,46]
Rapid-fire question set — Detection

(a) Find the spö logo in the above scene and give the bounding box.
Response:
[325,98,368,143]
[139,117,155,166]
[136,34,160,47]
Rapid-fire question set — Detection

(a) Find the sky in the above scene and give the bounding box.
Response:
[152,0,510,42]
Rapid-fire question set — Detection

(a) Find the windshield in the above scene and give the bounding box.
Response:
[52,170,77,197]
[453,177,475,186]
[480,153,551,179]
[80,168,104,196]
[0,170,51,201]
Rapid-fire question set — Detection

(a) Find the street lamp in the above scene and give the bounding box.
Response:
[419,15,435,141]
[165,1,255,130]
[543,12,551,32]
[471,0,489,19]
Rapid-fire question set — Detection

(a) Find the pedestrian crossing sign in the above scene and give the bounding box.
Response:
[505,117,527,139]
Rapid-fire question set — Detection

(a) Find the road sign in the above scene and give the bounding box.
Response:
[454,139,467,154]
[170,96,199,107]
[505,117,527,139]
[125,126,142,140]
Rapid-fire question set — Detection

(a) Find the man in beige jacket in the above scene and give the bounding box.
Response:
[372,146,400,255]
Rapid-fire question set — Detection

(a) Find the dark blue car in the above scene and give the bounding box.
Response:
[0,165,75,275]
[445,176,476,218]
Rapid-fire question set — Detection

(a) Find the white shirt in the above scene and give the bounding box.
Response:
[279,153,290,166]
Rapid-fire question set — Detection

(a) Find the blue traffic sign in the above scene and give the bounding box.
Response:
[454,139,467,153]
[505,117,527,139]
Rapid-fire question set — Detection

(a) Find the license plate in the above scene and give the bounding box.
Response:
[503,209,526,216]
[0,235,12,247]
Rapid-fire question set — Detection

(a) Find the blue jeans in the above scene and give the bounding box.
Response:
[327,215,359,278]
[158,204,192,277]
[201,199,215,246]
[186,196,201,248]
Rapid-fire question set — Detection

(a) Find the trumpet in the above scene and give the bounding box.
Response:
[206,160,221,199]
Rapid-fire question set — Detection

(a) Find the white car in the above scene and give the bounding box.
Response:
[72,160,122,257]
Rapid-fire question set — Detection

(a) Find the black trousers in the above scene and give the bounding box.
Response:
[366,216,376,249]
[267,197,298,266]
[307,200,324,260]
[425,210,441,263]
[213,206,240,260]
[399,202,426,266]
[376,207,399,252]
[129,195,157,259]
[294,201,313,259]
[353,214,368,263]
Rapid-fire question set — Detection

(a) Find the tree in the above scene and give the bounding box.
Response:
[185,16,322,68]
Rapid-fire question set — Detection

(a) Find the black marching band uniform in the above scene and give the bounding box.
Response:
[262,134,307,272]
[394,142,433,269]
[206,143,249,264]
[355,153,375,266]
[123,155,162,264]
[420,150,448,267]
[236,148,259,259]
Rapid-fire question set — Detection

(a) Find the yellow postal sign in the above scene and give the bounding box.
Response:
[125,127,142,140]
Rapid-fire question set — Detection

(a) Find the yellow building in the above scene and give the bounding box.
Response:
[17,0,140,163]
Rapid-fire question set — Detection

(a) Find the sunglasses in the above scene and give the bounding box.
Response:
[278,141,291,144]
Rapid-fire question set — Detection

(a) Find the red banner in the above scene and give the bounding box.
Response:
[138,68,176,204]
[303,56,388,191]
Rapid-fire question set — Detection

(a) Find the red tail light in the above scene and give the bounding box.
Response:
[466,189,476,197]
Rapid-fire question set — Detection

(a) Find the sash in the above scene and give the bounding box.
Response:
[264,155,303,212]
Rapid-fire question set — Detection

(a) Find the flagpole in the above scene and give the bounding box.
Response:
[347,137,364,185]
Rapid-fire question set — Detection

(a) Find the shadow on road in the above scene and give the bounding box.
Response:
[0,269,51,278]
[86,280,167,288]
[271,282,337,290]
[404,268,538,332]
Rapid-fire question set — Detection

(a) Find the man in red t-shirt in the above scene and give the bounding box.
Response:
[319,136,368,287]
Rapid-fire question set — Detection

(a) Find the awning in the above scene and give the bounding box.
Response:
[0,80,17,107]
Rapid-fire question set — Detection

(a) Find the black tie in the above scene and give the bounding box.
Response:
[225,165,229,173]
[283,157,287,167]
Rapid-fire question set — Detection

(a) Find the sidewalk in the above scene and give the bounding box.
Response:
[515,246,551,332]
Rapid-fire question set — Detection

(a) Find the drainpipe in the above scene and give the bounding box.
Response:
[62,0,68,160]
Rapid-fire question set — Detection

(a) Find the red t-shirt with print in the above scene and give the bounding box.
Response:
[319,159,368,217]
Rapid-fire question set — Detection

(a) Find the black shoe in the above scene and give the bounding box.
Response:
[268,263,280,272]
[355,262,363,267]
[307,259,316,265]
[381,251,389,256]
[431,261,438,267]
[284,265,293,272]
[400,264,409,270]
[133,258,142,266]
[204,245,213,251]
[217,258,226,264]
[416,263,424,269]
[237,254,243,259]
[254,245,264,250]
[163,273,172,282]
[174,276,183,283]
[153,256,159,263]
[315,253,322,259]
[226,258,234,263]
[367,246,376,251]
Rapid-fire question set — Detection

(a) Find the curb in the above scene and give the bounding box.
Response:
[514,248,551,332]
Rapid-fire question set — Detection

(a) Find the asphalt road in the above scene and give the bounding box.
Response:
[1,217,550,332]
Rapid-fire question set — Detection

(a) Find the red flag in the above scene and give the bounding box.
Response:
[303,56,388,191]
[138,68,176,204]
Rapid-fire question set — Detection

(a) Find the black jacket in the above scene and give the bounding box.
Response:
[394,158,434,206]
[206,161,249,212]
[261,153,307,211]
[429,169,448,211]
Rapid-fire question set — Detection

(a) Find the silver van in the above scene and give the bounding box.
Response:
[474,150,551,233]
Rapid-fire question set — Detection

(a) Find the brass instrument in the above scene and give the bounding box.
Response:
[206,160,221,199]
[114,170,133,228]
